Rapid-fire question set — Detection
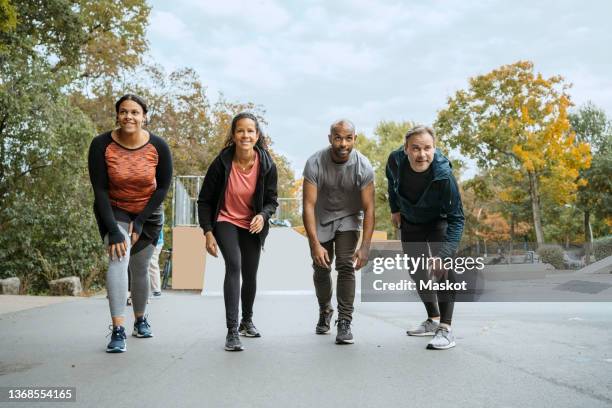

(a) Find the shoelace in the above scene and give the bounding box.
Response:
[136,315,151,329]
[336,319,350,331]
[107,325,126,339]
[434,327,450,340]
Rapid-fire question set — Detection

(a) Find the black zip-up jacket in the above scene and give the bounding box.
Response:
[197,144,279,247]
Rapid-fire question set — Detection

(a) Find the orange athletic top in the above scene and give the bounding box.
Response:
[105,141,159,214]
[217,151,260,229]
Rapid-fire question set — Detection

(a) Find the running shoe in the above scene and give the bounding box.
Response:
[225,328,244,351]
[335,318,354,344]
[316,308,334,334]
[239,319,261,337]
[132,315,153,338]
[426,326,456,350]
[406,319,439,336]
[106,325,127,353]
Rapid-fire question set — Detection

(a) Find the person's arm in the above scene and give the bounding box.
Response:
[197,156,222,234]
[259,162,279,221]
[302,179,330,268]
[87,136,123,244]
[250,160,279,234]
[438,176,465,259]
[132,136,173,237]
[197,156,223,256]
[386,151,402,228]
[353,181,375,270]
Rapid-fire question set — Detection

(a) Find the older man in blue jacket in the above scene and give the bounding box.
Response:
[386,125,465,350]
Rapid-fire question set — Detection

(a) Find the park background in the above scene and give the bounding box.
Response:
[0,0,610,294]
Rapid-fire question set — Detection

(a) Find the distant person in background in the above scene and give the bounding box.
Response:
[148,213,164,297]
[302,119,375,345]
[197,112,278,352]
[88,94,172,353]
[386,125,464,350]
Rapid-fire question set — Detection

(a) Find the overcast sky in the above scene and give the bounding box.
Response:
[147,0,612,177]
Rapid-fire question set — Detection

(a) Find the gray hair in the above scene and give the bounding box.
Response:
[405,125,435,142]
[330,119,355,135]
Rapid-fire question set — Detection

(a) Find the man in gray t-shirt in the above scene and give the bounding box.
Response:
[302,119,375,345]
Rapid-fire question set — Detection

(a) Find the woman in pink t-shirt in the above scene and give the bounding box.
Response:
[197,112,278,351]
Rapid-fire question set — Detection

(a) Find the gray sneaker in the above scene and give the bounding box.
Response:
[239,319,261,337]
[406,319,439,336]
[427,326,456,350]
[225,328,244,351]
[316,308,334,334]
[335,318,354,344]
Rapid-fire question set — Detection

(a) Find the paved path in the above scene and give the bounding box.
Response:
[1,228,611,407]
[1,293,611,407]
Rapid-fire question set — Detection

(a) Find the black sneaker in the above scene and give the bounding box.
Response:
[106,325,127,353]
[132,316,153,338]
[239,319,261,337]
[225,328,244,351]
[316,308,334,334]
[152,291,162,297]
[335,318,354,344]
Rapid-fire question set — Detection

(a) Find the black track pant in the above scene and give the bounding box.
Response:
[214,221,262,329]
[401,218,456,325]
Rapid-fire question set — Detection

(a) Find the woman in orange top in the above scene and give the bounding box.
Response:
[88,94,172,353]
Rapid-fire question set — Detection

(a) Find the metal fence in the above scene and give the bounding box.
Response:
[172,176,301,227]
[172,176,204,227]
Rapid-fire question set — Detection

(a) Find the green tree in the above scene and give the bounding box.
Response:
[0,0,16,34]
[569,102,612,261]
[358,121,414,237]
[0,1,150,292]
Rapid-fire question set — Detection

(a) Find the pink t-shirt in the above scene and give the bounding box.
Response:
[217,151,260,229]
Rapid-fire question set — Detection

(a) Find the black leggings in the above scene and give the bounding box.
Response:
[401,218,456,325]
[214,221,262,329]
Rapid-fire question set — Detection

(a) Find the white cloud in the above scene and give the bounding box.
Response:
[146,0,612,177]
[182,0,291,31]
[149,10,190,40]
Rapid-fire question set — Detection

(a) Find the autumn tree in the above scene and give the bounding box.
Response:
[436,61,592,246]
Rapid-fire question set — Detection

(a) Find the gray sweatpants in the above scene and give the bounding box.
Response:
[105,221,155,318]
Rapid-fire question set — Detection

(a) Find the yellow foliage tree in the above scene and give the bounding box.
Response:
[436,61,592,245]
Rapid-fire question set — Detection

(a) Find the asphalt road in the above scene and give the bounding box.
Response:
[1,293,611,408]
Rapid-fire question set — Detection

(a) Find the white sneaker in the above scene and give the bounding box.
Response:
[426,326,456,350]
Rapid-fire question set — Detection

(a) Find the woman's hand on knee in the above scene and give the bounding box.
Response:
[108,241,127,261]
[205,231,218,257]
[128,222,140,246]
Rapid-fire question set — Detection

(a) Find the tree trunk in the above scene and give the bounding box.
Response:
[527,171,544,246]
[476,208,483,255]
[584,210,592,265]
[509,214,515,264]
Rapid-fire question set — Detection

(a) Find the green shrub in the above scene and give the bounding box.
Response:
[537,245,565,269]
[593,235,612,261]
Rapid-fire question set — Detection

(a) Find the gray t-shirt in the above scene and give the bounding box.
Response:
[303,147,374,243]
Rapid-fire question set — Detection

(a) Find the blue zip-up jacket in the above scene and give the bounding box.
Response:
[385,147,465,258]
